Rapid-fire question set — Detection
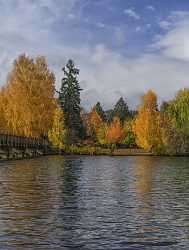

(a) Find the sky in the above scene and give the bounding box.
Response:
[1,0,189,110]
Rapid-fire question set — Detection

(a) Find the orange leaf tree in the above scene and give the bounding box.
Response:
[107,117,125,145]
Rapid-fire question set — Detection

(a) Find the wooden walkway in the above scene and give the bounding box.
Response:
[0,134,50,160]
[0,134,49,149]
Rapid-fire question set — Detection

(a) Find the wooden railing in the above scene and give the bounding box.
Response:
[0,134,49,149]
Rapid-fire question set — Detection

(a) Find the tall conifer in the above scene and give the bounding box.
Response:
[59,59,85,142]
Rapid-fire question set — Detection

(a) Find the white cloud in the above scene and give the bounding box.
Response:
[146,5,155,11]
[68,13,76,19]
[159,20,172,30]
[79,45,189,109]
[0,0,76,82]
[136,26,141,32]
[124,9,140,20]
[96,22,105,28]
[154,11,189,62]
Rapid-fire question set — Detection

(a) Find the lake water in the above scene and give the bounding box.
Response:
[0,156,189,249]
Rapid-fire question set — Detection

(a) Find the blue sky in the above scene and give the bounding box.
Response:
[1,0,189,109]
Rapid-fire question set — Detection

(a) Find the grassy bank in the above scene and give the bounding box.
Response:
[63,146,152,156]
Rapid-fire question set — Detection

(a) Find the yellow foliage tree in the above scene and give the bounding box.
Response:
[0,87,8,133]
[48,106,67,149]
[96,123,109,145]
[3,54,55,137]
[133,90,163,152]
[88,107,104,141]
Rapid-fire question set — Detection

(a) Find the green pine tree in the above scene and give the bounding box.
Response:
[113,97,129,124]
[59,59,85,143]
[105,109,114,123]
[95,102,106,121]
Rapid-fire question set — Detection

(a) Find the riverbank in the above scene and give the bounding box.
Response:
[63,146,152,156]
[2,146,189,160]
[63,146,189,157]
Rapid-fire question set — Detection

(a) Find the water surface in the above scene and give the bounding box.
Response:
[0,156,189,249]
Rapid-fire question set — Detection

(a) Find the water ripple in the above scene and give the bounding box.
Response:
[0,156,188,249]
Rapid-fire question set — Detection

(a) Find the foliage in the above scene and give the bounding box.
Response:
[106,117,125,145]
[96,123,109,145]
[162,117,189,155]
[123,120,136,147]
[0,88,8,133]
[0,54,189,156]
[59,59,85,142]
[133,90,164,153]
[113,97,129,124]
[160,89,189,155]
[95,102,106,121]
[1,54,55,137]
[105,109,114,123]
[48,105,67,149]
[87,107,103,141]
[167,89,189,134]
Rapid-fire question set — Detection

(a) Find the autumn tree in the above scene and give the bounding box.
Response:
[59,59,85,143]
[0,87,8,133]
[161,89,189,154]
[107,117,125,145]
[3,54,55,137]
[48,105,67,149]
[133,90,164,153]
[88,107,104,141]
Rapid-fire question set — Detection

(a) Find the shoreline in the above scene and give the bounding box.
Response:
[1,147,189,160]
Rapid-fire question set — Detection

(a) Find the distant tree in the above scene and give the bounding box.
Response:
[113,97,129,124]
[59,59,85,143]
[129,110,138,119]
[160,101,169,114]
[105,109,114,123]
[95,102,106,121]
[133,90,164,153]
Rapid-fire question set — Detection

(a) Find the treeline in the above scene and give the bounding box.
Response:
[0,54,189,155]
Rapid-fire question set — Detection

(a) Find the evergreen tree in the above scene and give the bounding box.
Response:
[113,97,129,124]
[95,102,106,121]
[160,101,169,114]
[59,59,85,142]
[105,109,114,123]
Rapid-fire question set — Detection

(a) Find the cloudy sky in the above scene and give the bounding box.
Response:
[0,0,189,110]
